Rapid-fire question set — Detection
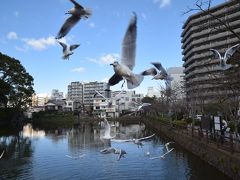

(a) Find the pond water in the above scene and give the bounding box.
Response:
[0,121,231,180]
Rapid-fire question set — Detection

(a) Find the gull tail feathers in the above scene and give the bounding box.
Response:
[127,74,144,89]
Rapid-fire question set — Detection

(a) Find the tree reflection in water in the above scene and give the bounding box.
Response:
[0,125,35,179]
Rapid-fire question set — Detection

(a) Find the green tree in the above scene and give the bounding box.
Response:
[0,52,34,110]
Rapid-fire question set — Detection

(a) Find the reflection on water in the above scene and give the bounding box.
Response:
[23,124,45,138]
[0,122,231,180]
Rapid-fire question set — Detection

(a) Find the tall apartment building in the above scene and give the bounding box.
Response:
[67,81,109,107]
[50,89,64,100]
[83,81,109,106]
[182,0,240,113]
[67,81,84,103]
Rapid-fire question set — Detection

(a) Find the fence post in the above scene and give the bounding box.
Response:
[206,130,208,144]
[230,133,234,154]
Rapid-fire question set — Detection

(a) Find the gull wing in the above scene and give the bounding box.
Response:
[70,44,80,51]
[224,44,240,60]
[120,12,137,70]
[0,151,4,159]
[165,79,172,90]
[161,148,174,158]
[103,117,111,138]
[141,67,157,76]
[210,49,222,60]
[137,134,155,141]
[151,62,167,76]
[111,138,133,142]
[108,73,123,86]
[58,41,67,52]
[65,154,85,159]
[56,15,80,39]
[141,103,151,107]
[93,90,107,99]
[69,0,84,9]
[150,156,162,160]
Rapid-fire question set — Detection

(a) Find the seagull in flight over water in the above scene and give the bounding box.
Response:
[56,0,92,39]
[58,41,80,60]
[111,134,155,148]
[101,117,116,139]
[141,62,173,90]
[210,44,240,70]
[108,12,144,89]
[65,154,85,160]
[150,142,174,160]
[93,89,123,108]
[100,147,127,161]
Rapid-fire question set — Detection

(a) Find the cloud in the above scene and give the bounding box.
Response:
[89,22,95,28]
[154,0,171,8]
[7,31,18,40]
[22,36,57,50]
[99,54,119,64]
[72,67,85,73]
[15,45,28,52]
[87,53,119,66]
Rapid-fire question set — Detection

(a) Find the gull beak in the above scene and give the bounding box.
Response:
[110,63,113,66]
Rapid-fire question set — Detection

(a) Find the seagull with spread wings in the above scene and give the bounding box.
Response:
[57,41,80,60]
[210,44,240,70]
[111,134,155,148]
[108,12,144,89]
[150,142,174,160]
[141,62,173,90]
[93,89,123,108]
[101,117,116,139]
[56,0,92,39]
[100,147,127,161]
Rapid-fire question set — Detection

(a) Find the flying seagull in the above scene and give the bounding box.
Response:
[108,12,144,89]
[210,44,240,70]
[0,150,4,159]
[66,154,85,160]
[56,0,92,39]
[58,41,80,60]
[101,117,116,139]
[132,101,152,111]
[93,89,123,108]
[111,134,155,148]
[100,147,127,161]
[150,142,174,160]
[141,62,173,90]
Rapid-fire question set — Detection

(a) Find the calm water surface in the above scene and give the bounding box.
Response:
[0,121,231,180]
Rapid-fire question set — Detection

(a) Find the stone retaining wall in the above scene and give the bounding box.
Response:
[143,118,240,180]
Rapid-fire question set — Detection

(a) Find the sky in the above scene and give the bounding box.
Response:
[0,0,226,96]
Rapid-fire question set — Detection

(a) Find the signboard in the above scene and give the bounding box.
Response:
[214,116,221,130]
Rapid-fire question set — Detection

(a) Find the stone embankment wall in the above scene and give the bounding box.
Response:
[143,118,240,180]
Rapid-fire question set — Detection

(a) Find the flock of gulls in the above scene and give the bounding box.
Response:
[54,0,173,91]
[65,117,175,161]
[3,0,239,163]
[54,0,240,92]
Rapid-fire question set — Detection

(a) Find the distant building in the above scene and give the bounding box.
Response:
[50,89,64,100]
[167,67,184,86]
[67,81,109,111]
[67,81,84,103]
[32,93,49,107]
[146,87,161,98]
[92,90,144,117]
